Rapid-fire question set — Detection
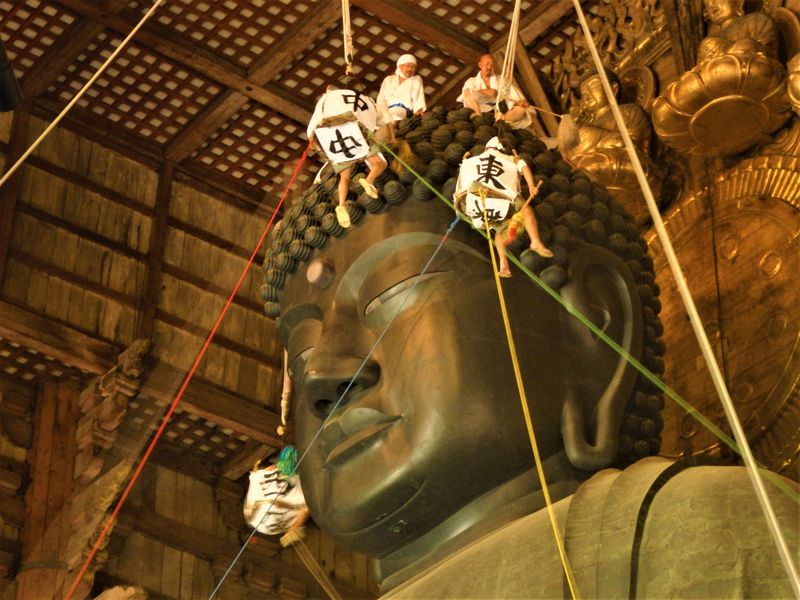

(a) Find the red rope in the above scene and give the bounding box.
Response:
[64,142,312,599]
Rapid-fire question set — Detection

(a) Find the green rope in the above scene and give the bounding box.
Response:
[369,132,800,504]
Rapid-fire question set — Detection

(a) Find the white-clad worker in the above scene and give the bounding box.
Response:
[307,86,388,227]
[377,53,427,122]
[458,54,533,129]
[454,137,553,277]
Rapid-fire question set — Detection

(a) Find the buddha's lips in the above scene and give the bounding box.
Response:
[319,407,400,466]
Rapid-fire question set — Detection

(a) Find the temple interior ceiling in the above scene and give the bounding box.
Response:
[0,0,598,207]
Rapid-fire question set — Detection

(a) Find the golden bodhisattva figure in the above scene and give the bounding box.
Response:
[562,68,663,225]
[652,0,793,156]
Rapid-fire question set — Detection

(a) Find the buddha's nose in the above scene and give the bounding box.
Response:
[303,351,381,418]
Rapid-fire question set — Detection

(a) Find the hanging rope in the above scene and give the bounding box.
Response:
[63,142,313,600]
[496,0,523,112]
[341,0,355,77]
[0,0,166,193]
[569,2,800,594]
[278,349,292,437]
[493,0,578,147]
[480,193,580,599]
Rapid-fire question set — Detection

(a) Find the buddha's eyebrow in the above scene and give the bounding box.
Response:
[278,303,322,347]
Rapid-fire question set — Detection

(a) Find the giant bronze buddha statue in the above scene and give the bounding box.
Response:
[262,108,799,597]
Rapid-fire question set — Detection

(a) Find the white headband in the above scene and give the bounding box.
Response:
[396,54,417,67]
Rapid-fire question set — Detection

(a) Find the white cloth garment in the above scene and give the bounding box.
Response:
[377,74,426,121]
[455,146,526,229]
[457,72,525,113]
[243,466,307,536]
[307,88,380,138]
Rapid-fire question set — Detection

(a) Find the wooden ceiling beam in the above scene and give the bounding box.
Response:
[247,0,341,85]
[429,63,474,106]
[219,439,274,480]
[20,0,131,99]
[0,109,30,286]
[137,160,174,340]
[517,0,574,47]
[53,0,312,124]
[147,443,219,485]
[351,0,485,63]
[165,1,340,163]
[140,362,283,447]
[117,505,374,599]
[0,300,282,447]
[0,298,118,374]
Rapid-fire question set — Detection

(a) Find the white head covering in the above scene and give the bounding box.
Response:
[395,54,417,77]
[484,136,504,152]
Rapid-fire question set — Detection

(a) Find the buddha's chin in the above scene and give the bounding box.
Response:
[324,475,421,533]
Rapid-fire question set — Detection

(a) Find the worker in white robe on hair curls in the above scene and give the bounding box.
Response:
[459,54,533,129]
[377,53,427,122]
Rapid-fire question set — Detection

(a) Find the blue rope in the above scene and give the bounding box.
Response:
[208,215,460,599]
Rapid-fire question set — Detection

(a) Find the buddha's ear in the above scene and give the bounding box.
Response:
[557,245,643,471]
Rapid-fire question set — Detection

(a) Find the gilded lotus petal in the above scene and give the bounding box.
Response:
[652,52,791,156]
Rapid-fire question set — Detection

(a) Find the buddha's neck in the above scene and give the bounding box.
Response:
[373,451,585,593]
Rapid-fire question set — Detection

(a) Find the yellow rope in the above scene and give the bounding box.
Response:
[480,193,580,599]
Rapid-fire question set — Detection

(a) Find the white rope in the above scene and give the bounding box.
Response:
[570,2,800,596]
[280,348,291,428]
[0,0,167,192]
[496,0,523,110]
[341,0,354,73]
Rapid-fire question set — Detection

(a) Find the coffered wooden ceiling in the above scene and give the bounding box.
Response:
[1,0,583,209]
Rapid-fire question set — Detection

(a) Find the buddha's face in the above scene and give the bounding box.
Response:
[279,201,568,557]
[579,75,612,114]
[704,0,741,24]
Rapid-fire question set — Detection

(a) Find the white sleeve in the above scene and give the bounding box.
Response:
[413,76,427,113]
[457,75,476,103]
[377,76,390,112]
[307,96,325,138]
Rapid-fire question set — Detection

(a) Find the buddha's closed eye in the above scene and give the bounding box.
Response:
[363,271,444,317]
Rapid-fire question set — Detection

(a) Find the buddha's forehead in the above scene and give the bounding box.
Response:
[277,200,482,325]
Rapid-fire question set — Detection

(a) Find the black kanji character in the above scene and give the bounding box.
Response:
[329,129,362,158]
[476,155,506,188]
[341,91,370,112]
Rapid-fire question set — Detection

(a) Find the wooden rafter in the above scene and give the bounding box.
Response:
[0,301,283,446]
[512,36,559,136]
[0,109,30,286]
[429,63,474,107]
[141,361,283,448]
[53,0,313,124]
[138,160,175,341]
[351,0,485,63]
[0,298,117,375]
[117,505,375,599]
[166,0,341,162]
[517,0,574,46]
